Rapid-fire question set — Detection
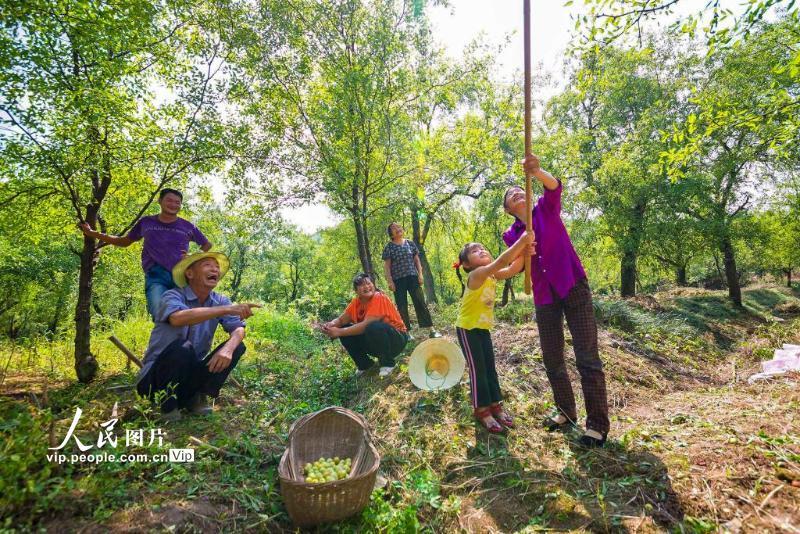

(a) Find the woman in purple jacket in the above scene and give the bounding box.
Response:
[502,154,609,448]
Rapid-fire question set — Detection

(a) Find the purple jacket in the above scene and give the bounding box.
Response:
[502,181,587,306]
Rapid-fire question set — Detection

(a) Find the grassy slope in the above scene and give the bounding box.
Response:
[1,285,799,533]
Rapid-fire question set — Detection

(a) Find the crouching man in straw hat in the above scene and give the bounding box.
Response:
[136,251,261,421]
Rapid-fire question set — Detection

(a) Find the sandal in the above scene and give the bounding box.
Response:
[474,407,505,434]
[490,403,514,429]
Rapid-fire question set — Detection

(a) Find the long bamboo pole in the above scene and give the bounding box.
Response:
[523,0,533,295]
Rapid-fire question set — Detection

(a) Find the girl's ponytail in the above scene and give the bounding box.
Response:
[453,261,465,297]
[454,242,481,297]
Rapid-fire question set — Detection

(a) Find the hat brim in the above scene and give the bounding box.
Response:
[408,338,465,391]
[171,252,230,288]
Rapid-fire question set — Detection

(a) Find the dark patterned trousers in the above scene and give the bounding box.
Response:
[535,278,609,434]
[137,339,246,413]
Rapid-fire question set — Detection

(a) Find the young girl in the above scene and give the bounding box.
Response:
[454,231,534,433]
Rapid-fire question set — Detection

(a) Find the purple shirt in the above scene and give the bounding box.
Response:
[126,215,209,273]
[502,181,587,306]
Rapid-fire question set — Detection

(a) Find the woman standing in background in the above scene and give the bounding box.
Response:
[382,223,438,338]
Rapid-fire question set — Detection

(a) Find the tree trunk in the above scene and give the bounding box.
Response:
[74,234,99,383]
[620,202,645,298]
[620,250,636,298]
[117,295,132,321]
[786,269,792,288]
[410,207,437,303]
[48,284,69,335]
[352,214,374,276]
[720,234,742,306]
[417,246,437,303]
[228,242,246,302]
[71,119,111,382]
[500,278,515,306]
[712,252,724,286]
[290,261,300,301]
[676,264,688,286]
[9,311,27,339]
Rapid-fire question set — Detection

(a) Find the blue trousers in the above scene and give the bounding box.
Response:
[144,264,176,321]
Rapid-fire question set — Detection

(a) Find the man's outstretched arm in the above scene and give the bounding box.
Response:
[168,303,260,327]
[79,223,133,247]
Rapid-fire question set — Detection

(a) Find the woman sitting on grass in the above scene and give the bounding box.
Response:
[316,273,410,378]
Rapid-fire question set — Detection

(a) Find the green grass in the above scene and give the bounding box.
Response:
[593,298,695,338]
[495,299,534,324]
[1,285,799,531]
[0,306,351,528]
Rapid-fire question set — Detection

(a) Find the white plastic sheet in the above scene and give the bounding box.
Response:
[748,344,800,383]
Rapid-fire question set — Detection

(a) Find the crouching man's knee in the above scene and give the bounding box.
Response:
[232,341,246,362]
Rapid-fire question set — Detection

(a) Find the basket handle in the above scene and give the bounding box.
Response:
[286,410,316,440]
[344,408,375,443]
[287,406,373,443]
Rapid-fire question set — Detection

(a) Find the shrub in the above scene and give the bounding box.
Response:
[0,401,71,525]
[245,305,320,356]
[593,298,693,338]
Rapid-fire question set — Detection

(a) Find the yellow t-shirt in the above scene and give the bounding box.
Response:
[455,276,496,330]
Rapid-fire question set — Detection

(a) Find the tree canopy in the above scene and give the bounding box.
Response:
[0,0,798,379]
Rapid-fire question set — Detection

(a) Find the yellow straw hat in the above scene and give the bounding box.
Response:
[408,338,465,391]
[171,251,230,288]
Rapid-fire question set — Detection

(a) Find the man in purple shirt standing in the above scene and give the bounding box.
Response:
[80,188,212,321]
[502,154,609,448]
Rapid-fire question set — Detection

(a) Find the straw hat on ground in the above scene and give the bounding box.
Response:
[408,338,465,391]
[171,251,230,288]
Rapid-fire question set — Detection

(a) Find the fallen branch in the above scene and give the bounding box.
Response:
[757,484,784,514]
[109,335,143,368]
[106,384,135,392]
[228,373,248,397]
[188,436,247,459]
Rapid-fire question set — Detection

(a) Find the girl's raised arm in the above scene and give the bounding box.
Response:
[495,256,525,281]
[467,232,534,289]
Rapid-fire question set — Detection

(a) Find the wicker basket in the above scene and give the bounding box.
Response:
[278,406,380,527]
